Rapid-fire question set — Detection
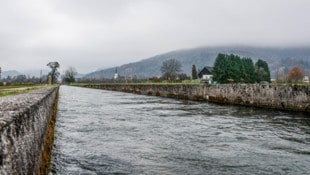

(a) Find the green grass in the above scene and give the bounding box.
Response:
[71,81,205,86]
[0,85,55,97]
[0,84,37,89]
[71,81,310,87]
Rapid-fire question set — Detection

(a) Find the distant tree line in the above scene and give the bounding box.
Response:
[0,61,62,85]
[76,77,150,83]
[0,75,47,84]
[213,53,270,83]
[275,66,307,83]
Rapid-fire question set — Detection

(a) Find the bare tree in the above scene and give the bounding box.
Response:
[63,67,77,84]
[160,59,182,81]
[286,66,305,83]
[47,61,60,84]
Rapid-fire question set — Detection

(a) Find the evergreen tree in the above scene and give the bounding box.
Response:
[242,58,255,83]
[213,53,257,84]
[191,65,198,79]
[213,53,227,83]
[255,59,271,82]
[240,58,246,83]
[226,54,242,82]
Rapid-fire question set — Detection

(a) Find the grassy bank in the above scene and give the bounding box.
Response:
[0,85,57,97]
[71,81,310,87]
[71,81,203,86]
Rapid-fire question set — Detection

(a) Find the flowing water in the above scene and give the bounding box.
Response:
[50,86,310,175]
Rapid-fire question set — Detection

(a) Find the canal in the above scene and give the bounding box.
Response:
[51,86,310,174]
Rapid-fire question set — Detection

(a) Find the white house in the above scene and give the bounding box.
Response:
[198,66,213,84]
[304,76,309,83]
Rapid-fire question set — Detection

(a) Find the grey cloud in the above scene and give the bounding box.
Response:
[0,0,309,74]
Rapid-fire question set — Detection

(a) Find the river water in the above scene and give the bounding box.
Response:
[50,86,310,175]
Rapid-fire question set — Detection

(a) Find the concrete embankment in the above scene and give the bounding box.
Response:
[78,84,310,113]
[0,86,59,174]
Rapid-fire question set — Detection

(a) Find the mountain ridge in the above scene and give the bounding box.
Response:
[1,70,22,78]
[84,46,310,79]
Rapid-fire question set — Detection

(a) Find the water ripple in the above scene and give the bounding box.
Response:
[51,86,310,175]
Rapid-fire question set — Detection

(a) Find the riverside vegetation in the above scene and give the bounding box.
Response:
[0,84,51,97]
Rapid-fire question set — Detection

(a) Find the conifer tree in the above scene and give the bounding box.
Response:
[192,65,198,79]
[255,59,271,82]
[213,53,259,84]
[213,53,227,83]
[242,58,255,83]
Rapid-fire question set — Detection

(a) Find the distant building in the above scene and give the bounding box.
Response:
[114,67,119,79]
[198,66,213,80]
[198,66,213,84]
[304,76,309,83]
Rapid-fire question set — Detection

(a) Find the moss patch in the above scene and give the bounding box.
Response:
[37,88,59,175]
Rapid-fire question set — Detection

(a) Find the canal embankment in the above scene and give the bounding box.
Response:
[0,86,59,174]
[76,84,310,113]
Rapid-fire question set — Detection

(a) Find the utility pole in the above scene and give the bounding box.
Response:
[40,69,42,84]
[275,64,278,84]
[0,66,2,82]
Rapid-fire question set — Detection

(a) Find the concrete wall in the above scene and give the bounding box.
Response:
[80,84,310,113]
[0,86,59,174]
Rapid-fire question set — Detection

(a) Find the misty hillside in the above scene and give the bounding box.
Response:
[21,69,50,77]
[1,70,22,78]
[0,70,51,78]
[84,46,310,79]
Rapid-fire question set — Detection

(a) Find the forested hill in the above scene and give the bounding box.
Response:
[84,46,310,79]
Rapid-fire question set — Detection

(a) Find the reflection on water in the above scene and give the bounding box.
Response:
[51,86,310,175]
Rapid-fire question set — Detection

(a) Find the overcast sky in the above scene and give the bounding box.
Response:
[0,0,310,74]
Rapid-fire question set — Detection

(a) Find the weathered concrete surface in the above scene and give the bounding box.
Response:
[79,84,310,113]
[38,89,59,175]
[0,86,59,174]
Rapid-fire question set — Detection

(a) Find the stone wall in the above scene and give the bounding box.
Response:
[80,84,310,113]
[0,86,59,174]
